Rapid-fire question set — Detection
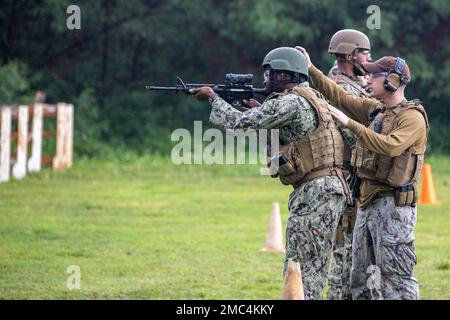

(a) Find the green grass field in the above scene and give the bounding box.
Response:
[0,154,449,299]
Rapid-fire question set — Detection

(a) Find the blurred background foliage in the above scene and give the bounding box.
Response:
[0,0,449,156]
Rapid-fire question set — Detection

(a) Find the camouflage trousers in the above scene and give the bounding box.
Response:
[284,176,346,300]
[351,196,419,300]
[327,218,353,300]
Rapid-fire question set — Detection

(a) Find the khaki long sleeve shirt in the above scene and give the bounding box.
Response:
[309,65,427,207]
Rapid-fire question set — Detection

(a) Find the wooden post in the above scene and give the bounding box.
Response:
[12,105,29,179]
[65,104,74,168]
[53,103,74,170]
[55,103,74,169]
[0,107,12,183]
[53,103,65,170]
[28,103,44,173]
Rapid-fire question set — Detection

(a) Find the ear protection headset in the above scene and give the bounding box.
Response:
[384,58,410,92]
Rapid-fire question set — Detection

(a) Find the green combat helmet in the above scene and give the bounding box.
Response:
[262,47,309,78]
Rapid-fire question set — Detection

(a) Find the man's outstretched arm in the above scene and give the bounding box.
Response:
[295,46,378,125]
[190,86,316,131]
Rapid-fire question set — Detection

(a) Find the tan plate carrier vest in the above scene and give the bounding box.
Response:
[352,100,429,188]
[331,73,370,98]
[269,86,350,200]
[330,73,369,165]
[328,73,369,235]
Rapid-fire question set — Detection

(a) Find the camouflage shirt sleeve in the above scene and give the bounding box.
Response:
[338,123,357,147]
[340,82,364,97]
[209,94,317,134]
[333,79,362,147]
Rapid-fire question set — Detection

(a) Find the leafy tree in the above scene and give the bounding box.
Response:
[0,0,448,154]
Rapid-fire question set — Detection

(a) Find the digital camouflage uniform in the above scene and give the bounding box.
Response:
[208,82,346,300]
[351,196,419,300]
[309,64,427,300]
[327,69,368,300]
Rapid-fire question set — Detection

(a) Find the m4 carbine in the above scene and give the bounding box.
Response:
[145,74,268,105]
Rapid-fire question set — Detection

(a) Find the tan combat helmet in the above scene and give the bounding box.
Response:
[328,29,371,75]
[328,29,370,54]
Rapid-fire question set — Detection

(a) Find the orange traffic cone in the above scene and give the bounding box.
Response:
[418,163,440,205]
[261,202,285,253]
[281,259,305,300]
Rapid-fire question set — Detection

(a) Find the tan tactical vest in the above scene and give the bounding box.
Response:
[352,100,429,187]
[330,73,370,98]
[329,72,369,166]
[269,86,346,188]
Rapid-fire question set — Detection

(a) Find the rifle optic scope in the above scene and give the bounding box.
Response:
[225,73,253,86]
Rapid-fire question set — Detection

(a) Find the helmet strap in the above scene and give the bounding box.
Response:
[336,55,366,76]
[350,52,367,76]
[353,64,366,77]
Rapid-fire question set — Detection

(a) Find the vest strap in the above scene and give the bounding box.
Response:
[333,74,370,97]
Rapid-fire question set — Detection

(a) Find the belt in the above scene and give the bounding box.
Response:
[374,190,395,200]
[292,167,352,205]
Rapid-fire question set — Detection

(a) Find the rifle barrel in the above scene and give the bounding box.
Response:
[145,84,267,96]
[144,86,184,90]
[144,84,214,91]
[253,88,268,95]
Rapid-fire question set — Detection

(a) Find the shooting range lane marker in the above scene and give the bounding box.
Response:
[0,107,12,182]
[12,106,29,180]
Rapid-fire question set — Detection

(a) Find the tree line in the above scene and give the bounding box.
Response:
[0,0,449,155]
